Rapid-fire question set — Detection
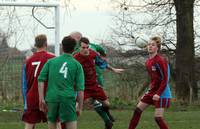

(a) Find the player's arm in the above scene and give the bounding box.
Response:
[38,61,49,112]
[22,64,28,111]
[75,63,85,116]
[95,55,108,69]
[95,53,125,73]
[76,91,84,117]
[38,81,47,113]
[107,64,125,73]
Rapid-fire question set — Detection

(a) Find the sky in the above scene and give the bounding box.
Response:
[0,0,115,51]
[60,0,114,42]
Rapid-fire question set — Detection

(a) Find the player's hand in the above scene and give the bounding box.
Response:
[100,56,107,61]
[39,99,48,113]
[76,103,83,117]
[112,68,125,73]
[76,109,82,117]
[153,94,160,101]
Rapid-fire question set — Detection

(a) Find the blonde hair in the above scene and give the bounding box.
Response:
[34,34,47,48]
[150,36,161,51]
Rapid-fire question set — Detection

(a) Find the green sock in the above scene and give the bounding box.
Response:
[93,100,110,124]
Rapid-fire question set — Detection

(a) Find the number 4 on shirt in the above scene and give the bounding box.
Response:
[59,62,68,78]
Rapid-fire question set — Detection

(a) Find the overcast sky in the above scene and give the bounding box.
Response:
[0,0,143,51]
[0,0,114,50]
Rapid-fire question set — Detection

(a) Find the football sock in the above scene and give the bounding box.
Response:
[128,107,143,129]
[155,117,169,129]
[102,105,115,122]
[93,100,111,124]
[61,123,66,129]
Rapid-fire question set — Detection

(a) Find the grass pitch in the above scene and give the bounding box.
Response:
[0,108,200,129]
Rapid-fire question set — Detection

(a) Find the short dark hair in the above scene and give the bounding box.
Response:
[34,34,47,48]
[62,36,76,53]
[80,37,90,45]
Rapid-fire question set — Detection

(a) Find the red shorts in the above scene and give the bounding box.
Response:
[22,109,47,124]
[84,85,107,101]
[141,93,170,108]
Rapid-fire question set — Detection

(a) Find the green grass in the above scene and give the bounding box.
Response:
[0,109,200,129]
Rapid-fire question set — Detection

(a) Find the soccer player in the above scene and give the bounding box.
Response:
[128,36,171,129]
[22,34,55,129]
[74,37,114,129]
[70,31,124,87]
[38,36,84,129]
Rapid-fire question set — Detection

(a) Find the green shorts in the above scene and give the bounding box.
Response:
[47,98,77,123]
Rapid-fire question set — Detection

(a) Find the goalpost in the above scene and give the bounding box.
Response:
[0,2,61,104]
[0,2,60,56]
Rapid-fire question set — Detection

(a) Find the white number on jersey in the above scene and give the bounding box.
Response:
[59,62,68,78]
[32,61,41,77]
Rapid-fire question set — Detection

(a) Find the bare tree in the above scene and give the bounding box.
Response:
[110,0,200,104]
[174,0,196,104]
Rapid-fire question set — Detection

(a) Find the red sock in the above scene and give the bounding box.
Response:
[155,117,169,129]
[61,123,66,129]
[128,108,142,129]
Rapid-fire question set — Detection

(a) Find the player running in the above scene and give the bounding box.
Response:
[70,31,124,87]
[74,37,114,129]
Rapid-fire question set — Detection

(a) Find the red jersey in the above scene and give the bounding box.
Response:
[74,49,98,89]
[145,54,168,96]
[23,51,55,110]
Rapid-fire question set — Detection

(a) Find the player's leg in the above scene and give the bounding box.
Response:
[48,122,57,129]
[128,93,153,129]
[61,122,66,129]
[64,121,77,129]
[154,98,170,129]
[48,120,62,129]
[59,98,77,129]
[24,123,35,129]
[93,86,115,123]
[84,98,112,128]
[93,88,113,129]
[93,100,113,129]
[22,109,47,129]
[47,102,59,129]
[154,108,168,129]
[84,98,94,109]
[61,91,79,129]
[101,99,115,122]
[84,98,108,120]
[56,122,62,129]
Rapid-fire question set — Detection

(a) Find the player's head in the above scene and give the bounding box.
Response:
[69,31,82,42]
[62,36,76,53]
[147,36,161,54]
[34,34,47,49]
[80,37,90,55]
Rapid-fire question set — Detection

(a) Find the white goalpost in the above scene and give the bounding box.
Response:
[0,2,61,56]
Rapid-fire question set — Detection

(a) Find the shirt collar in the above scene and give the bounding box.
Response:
[62,53,73,57]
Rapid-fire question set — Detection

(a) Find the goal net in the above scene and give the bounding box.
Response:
[0,2,59,105]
